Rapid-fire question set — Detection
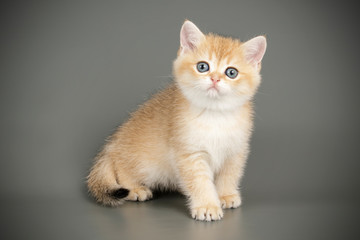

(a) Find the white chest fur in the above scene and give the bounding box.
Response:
[183,109,248,173]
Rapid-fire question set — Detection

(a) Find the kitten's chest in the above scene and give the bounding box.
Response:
[183,111,248,170]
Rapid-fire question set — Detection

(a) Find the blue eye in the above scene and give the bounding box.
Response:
[225,67,238,79]
[196,62,210,73]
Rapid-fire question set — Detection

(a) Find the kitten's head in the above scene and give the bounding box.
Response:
[173,20,266,111]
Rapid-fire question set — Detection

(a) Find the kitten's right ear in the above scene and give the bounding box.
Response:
[180,20,204,54]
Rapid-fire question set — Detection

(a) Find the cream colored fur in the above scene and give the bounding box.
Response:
[87,20,266,221]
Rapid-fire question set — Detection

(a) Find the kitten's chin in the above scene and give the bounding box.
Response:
[206,88,220,99]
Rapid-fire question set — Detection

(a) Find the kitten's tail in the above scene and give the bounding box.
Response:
[87,155,129,206]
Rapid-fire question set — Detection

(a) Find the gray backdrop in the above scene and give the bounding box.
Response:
[1,0,359,239]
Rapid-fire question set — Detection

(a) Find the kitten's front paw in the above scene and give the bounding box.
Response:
[191,205,223,221]
[220,194,241,209]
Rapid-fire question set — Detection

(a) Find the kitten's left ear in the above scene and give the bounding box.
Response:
[242,36,267,68]
[180,20,205,54]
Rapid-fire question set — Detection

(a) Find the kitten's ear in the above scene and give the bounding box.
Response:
[242,36,267,67]
[180,20,205,54]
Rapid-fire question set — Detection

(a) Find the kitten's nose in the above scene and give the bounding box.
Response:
[211,75,220,83]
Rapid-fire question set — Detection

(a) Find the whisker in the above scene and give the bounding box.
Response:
[155,75,174,78]
[256,90,270,96]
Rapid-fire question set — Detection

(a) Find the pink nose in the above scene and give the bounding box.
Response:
[211,77,220,83]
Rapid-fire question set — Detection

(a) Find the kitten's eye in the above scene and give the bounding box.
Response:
[196,62,210,73]
[225,67,238,79]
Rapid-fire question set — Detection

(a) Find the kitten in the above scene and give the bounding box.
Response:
[87,20,266,221]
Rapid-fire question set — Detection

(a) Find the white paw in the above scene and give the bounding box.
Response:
[191,205,224,221]
[220,194,241,209]
[125,186,153,201]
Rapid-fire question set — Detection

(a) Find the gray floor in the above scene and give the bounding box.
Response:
[1,193,359,240]
[1,1,360,239]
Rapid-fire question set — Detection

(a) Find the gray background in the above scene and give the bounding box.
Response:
[1,0,359,239]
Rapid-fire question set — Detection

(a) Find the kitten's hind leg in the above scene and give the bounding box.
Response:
[125,186,153,202]
[113,161,153,202]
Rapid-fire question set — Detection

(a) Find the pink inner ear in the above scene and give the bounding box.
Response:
[180,21,204,53]
[243,36,267,65]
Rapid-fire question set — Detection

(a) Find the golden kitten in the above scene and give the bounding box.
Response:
[87,20,266,221]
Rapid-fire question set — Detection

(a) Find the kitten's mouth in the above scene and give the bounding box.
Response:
[207,85,219,92]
